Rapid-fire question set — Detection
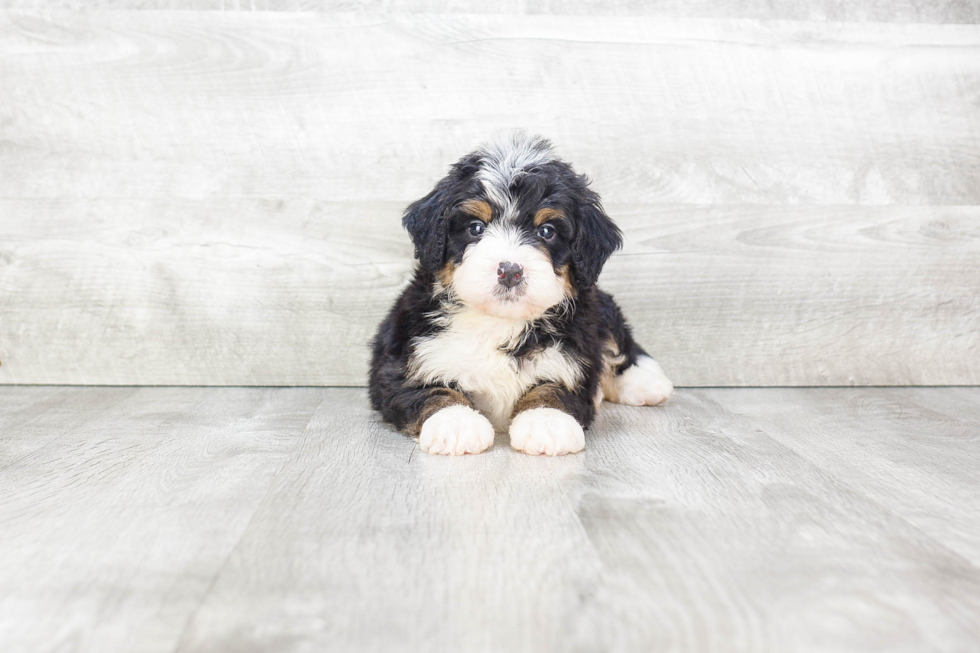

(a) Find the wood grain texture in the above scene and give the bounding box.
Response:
[1,200,977,386]
[606,204,980,386]
[575,390,980,652]
[0,386,324,653]
[2,12,979,205]
[3,1,980,23]
[705,387,980,565]
[2,386,980,652]
[1,10,978,386]
[0,199,413,386]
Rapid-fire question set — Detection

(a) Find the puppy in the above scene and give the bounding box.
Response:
[369,132,673,456]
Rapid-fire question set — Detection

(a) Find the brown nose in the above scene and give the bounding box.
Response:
[497,261,524,288]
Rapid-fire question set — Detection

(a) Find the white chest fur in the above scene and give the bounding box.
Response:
[407,308,582,431]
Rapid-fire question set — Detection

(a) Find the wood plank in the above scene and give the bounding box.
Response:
[1,12,978,205]
[2,386,980,652]
[704,387,980,564]
[2,200,977,386]
[2,12,978,386]
[0,387,143,467]
[167,388,980,652]
[572,390,980,651]
[0,386,70,433]
[0,199,412,386]
[2,1,979,23]
[174,387,605,653]
[0,386,323,653]
[606,204,980,387]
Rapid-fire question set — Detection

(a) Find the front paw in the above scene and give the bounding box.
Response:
[607,355,674,406]
[509,407,585,456]
[419,405,495,455]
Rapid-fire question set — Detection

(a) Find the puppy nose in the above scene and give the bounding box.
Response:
[497,261,524,288]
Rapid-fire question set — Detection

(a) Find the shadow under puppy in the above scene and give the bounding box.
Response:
[370,133,672,456]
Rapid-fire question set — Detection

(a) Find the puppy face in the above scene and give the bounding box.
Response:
[403,133,622,321]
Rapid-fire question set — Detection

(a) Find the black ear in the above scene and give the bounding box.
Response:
[402,183,450,272]
[571,188,623,288]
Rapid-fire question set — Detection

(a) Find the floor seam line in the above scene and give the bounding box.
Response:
[168,393,325,653]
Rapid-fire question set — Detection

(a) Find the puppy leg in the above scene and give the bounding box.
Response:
[373,378,494,455]
[370,335,494,454]
[509,384,592,456]
[602,356,674,406]
[596,290,674,406]
[418,403,495,456]
[411,388,494,456]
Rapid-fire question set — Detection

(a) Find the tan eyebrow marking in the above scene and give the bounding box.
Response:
[460,199,494,223]
[534,207,565,226]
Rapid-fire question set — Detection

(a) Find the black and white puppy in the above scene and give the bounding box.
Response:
[370,133,673,456]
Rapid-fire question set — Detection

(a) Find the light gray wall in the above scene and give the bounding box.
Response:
[1,6,978,386]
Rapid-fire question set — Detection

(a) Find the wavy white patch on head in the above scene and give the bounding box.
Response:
[476,131,554,222]
[451,222,566,321]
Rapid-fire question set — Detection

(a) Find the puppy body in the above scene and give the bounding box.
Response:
[408,304,582,430]
[370,133,672,455]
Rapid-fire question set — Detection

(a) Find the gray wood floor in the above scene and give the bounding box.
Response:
[1,386,979,652]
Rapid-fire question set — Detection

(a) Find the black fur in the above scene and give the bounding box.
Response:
[401,154,482,273]
[370,136,649,437]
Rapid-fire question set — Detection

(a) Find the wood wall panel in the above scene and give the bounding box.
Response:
[1,13,979,206]
[0,10,977,385]
[3,2,980,23]
[2,200,976,386]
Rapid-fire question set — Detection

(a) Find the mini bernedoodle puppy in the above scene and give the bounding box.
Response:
[370,132,673,456]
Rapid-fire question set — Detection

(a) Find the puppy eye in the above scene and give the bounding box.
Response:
[468,220,485,237]
[537,224,556,240]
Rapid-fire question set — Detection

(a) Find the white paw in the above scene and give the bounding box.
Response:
[509,407,585,456]
[605,356,674,406]
[419,405,495,456]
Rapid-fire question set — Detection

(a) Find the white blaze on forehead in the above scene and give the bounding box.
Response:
[475,132,555,221]
[476,221,528,257]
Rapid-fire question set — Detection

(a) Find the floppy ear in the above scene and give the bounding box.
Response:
[402,183,450,272]
[571,189,623,288]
